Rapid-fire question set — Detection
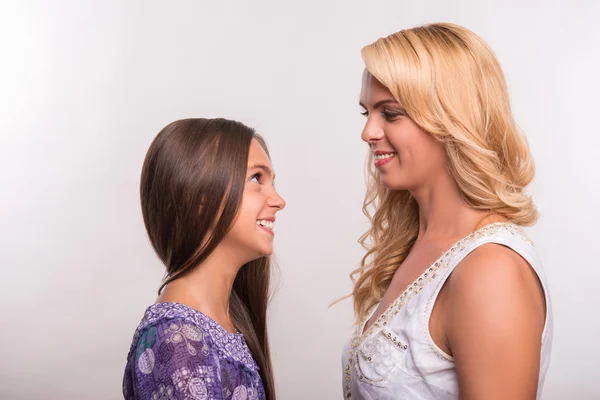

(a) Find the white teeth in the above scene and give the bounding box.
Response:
[256,220,274,230]
[374,153,396,160]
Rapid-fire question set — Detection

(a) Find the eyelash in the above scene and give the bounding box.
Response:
[382,110,404,121]
[360,109,405,121]
[250,172,262,183]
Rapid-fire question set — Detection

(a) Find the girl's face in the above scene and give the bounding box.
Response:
[220,138,286,261]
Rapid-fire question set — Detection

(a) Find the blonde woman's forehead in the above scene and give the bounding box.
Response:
[360,72,396,109]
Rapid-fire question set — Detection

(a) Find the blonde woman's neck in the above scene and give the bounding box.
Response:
[412,173,505,242]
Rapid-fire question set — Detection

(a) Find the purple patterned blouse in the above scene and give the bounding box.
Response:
[123,302,265,400]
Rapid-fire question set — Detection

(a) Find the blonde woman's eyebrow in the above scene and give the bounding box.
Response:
[359,99,399,109]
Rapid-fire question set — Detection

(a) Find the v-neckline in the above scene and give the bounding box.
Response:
[360,221,511,337]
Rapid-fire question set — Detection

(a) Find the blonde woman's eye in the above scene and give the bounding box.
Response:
[382,110,405,121]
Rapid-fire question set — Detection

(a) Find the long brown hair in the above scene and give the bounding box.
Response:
[140,118,276,399]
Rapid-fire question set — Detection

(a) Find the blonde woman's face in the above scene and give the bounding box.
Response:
[359,70,448,191]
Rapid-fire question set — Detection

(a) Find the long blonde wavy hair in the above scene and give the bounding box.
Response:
[351,23,538,322]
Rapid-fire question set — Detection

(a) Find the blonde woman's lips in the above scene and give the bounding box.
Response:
[373,151,396,167]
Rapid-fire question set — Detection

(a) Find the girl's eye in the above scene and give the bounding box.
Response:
[250,173,262,184]
[360,109,369,117]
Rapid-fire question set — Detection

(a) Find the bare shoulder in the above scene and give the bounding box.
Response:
[447,243,540,295]
[445,242,546,351]
[442,242,547,398]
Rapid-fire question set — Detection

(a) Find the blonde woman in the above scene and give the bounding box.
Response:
[342,23,552,399]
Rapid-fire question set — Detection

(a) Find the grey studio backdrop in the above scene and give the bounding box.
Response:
[0,1,598,399]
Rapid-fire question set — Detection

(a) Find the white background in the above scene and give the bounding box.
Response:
[1,1,598,399]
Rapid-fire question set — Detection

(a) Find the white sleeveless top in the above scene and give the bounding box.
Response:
[341,222,553,400]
